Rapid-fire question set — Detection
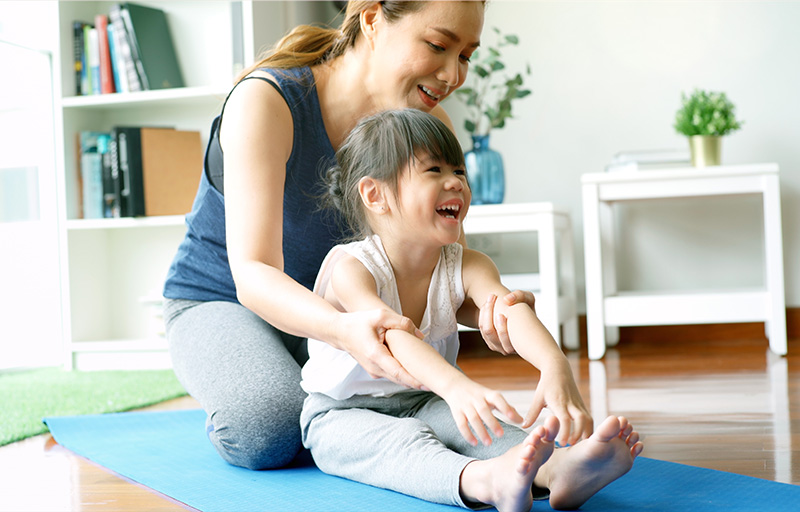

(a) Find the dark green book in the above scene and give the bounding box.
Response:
[119,2,184,90]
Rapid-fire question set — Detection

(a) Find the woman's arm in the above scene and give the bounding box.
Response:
[461,249,592,445]
[220,76,421,389]
[329,254,523,446]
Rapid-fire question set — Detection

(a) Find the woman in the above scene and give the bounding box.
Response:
[163,1,535,471]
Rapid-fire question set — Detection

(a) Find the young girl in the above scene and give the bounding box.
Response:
[300,109,643,512]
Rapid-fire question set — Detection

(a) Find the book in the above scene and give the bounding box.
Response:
[605,149,691,173]
[79,131,107,219]
[87,27,101,95]
[82,24,94,95]
[119,3,184,90]
[72,21,87,96]
[106,23,124,93]
[108,136,123,217]
[94,14,116,94]
[108,4,142,92]
[111,126,145,217]
[98,134,120,218]
[140,128,202,216]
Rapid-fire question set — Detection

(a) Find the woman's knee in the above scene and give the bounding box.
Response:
[207,400,304,469]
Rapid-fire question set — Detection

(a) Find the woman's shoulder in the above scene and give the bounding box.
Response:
[219,70,297,152]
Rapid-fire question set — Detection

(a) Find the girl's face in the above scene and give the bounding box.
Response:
[390,152,471,247]
[366,2,484,112]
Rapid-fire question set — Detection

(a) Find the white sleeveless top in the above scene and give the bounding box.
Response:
[301,235,465,400]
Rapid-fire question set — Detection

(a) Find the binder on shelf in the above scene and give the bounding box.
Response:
[119,2,185,90]
[140,128,202,216]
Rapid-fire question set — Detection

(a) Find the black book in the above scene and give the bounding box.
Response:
[72,21,87,95]
[111,126,145,217]
[102,138,120,218]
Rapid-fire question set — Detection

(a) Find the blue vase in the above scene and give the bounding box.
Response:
[465,134,505,205]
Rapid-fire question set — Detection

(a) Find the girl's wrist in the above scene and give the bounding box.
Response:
[537,356,574,380]
[438,371,473,399]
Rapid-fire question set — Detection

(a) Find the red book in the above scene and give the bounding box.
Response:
[94,14,116,94]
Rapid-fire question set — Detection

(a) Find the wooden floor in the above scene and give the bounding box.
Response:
[1,330,798,511]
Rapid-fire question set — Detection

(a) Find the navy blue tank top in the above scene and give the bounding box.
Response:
[163,67,346,302]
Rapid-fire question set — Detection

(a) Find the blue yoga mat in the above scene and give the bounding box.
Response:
[45,409,799,512]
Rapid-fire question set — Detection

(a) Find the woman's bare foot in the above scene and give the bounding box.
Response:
[461,415,559,512]
[536,415,644,510]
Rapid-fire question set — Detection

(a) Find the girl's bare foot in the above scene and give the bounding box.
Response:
[461,415,559,512]
[537,415,644,510]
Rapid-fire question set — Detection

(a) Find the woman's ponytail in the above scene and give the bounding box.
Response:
[235,2,429,82]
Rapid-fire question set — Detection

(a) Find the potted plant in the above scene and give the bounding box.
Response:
[674,88,743,167]
[452,27,531,204]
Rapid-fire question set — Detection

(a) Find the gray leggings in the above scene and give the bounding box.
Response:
[164,298,309,469]
[301,390,530,508]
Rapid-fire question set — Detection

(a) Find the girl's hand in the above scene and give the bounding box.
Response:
[335,309,425,390]
[523,364,593,446]
[478,290,536,355]
[442,379,524,447]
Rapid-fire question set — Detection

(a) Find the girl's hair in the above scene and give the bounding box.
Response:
[235,1,429,82]
[325,109,466,239]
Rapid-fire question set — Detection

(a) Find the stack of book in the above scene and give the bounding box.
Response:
[78,127,202,219]
[73,2,184,96]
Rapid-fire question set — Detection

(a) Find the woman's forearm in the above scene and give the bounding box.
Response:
[234,260,343,346]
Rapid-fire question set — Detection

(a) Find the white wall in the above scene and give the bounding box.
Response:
[447,0,800,309]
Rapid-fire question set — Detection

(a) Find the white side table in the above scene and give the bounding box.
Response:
[581,163,787,360]
[463,203,579,350]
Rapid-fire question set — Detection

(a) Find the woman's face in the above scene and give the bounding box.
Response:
[366,1,484,112]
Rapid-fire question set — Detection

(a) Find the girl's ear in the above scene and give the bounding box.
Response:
[358,176,388,214]
[359,3,382,49]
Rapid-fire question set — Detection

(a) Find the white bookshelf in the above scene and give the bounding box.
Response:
[51,1,340,369]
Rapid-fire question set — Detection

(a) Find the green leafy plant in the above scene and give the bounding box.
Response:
[454,27,531,136]
[674,88,743,136]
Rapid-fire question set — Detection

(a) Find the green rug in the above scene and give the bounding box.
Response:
[0,367,187,446]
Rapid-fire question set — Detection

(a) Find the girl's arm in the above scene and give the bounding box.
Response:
[431,103,537,354]
[329,254,523,446]
[461,248,593,445]
[220,75,421,390]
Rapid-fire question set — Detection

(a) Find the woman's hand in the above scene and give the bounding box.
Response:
[478,290,536,355]
[441,379,524,447]
[523,363,593,446]
[334,309,425,390]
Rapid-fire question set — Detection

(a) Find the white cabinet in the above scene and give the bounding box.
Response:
[52,1,339,369]
[581,164,787,360]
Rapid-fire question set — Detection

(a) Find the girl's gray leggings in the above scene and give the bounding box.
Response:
[164,298,309,470]
[301,390,531,508]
